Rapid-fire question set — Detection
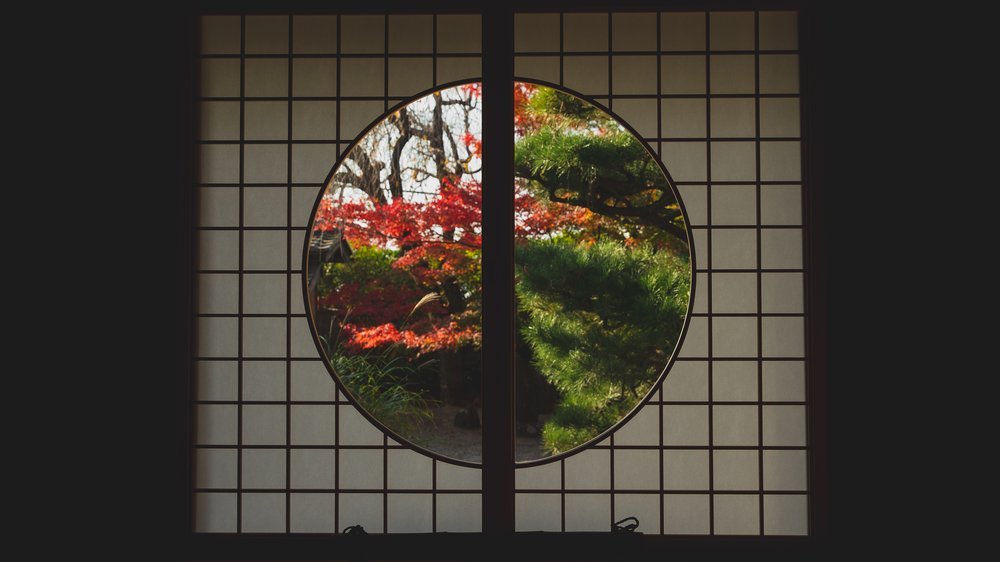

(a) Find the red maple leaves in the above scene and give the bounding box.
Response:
[314,82,601,355]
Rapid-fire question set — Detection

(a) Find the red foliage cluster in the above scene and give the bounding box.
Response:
[317,281,435,328]
[315,82,604,355]
[315,176,484,353]
[515,186,594,239]
[342,318,481,355]
[460,82,481,97]
[462,131,482,158]
[320,176,481,246]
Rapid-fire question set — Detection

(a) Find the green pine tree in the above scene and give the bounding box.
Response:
[512,86,693,455]
[516,239,690,454]
[514,88,688,245]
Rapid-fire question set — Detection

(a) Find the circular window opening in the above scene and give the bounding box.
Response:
[305,81,692,465]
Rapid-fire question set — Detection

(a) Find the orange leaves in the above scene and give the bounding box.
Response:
[343,319,480,355]
[462,131,482,158]
[514,186,601,239]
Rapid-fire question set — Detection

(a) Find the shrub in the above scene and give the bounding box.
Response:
[516,239,690,454]
[320,321,436,438]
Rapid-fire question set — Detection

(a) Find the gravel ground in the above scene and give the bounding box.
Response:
[406,404,550,462]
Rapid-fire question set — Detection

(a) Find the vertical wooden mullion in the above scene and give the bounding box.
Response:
[481,5,515,535]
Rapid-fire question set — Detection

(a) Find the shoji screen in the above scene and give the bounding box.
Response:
[511,10,808,536]
[192,8,810,538]
[194,13,484,533]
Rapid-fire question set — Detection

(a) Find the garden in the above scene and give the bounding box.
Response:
[307,82,690,462]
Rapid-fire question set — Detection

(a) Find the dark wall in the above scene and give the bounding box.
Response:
[38,2,935,561]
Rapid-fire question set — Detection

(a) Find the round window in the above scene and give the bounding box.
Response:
[305,81,691,464]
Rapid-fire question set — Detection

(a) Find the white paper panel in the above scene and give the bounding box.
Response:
[243,187,287,226]
[763,449,807,491]
[437,15,481,53]
[389,15,432,53]
[197,360,238,401]
[713,494,759,535]
[437,494,482,532]
[243,144,288,183]
[713,450,759,490]
[292,15,337,54]
[242,405,286,445]
[338,449,384,489]
[290,405,336,445]
[712,360,758,401]
[663,449,709,490]
[199,144,239,184]
[613,449,660,489]
[200,187,240,226]
[338,493,383,532]
[388,58,433,97]
[514,56,559,84]
[612,13,656,51]
[612,407,660,446]
[341,15,384,54]
[198,273,238,314]
[759,12,798,51]
[242,361,285,401]
[614,494,660,534]
[196,448,237,489]
[242,493,286,532]
[292,59,337,97]
[562,56,609,95]
[515,13,560,52]
[194,493,237,532]
[290,449,336,489]
[712,405,758,446]
[612,55,657,94]
[242,448,286,489]
[515,493,561,532]
[245,15,288,54]
[563,13,607,52]
[201,16,241,54]
[201,58,241,99]
[661,360,708,401]
[612,98,658,139]
[290,361,336,401]
[763,494,808,535]
[564,449,610,489]
[661,55,706,94]
[244,59,288,98]
[661,12,705,51]
[564,494,610,531]
[197,317,237,358]
[290,493,336,532]
[242,316,286,357]
[387,449,433,489]
[387,494,433,533]
[762,360,805,402]
[515,461,561,489]
[663,405,709,446]
[663,494,710,534]
[709,12,755,51]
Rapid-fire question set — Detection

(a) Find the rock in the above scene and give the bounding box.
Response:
[453,406,480,429]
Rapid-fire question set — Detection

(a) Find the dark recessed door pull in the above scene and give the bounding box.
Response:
[611,516,639,533]
[343,524,368,535]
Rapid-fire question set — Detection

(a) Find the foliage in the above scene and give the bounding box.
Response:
[311,82,691,453]
[320,321,436,436]
[516,240,690,454]
[514,88,688,243]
